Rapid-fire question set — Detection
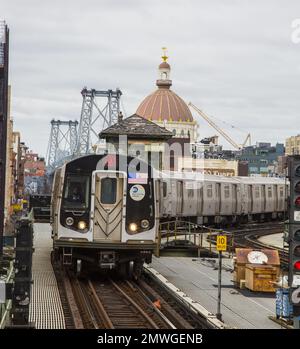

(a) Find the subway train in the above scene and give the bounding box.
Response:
[158,172,287,224]
[51,153,157,277]
[50,153,287,276]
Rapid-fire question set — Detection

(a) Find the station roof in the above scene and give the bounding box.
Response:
[99,114,173,140]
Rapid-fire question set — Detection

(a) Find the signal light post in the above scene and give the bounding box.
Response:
[287,155,300,328]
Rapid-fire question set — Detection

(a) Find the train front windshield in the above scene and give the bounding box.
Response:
[62,175,90,209]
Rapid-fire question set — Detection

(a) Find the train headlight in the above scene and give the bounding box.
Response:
[129,223,138,232]
[66,217,74,226]
[141,219,150,229]
[78,221,87,230]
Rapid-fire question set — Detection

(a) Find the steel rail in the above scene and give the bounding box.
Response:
[74,278,99,329]
[87,280,114,329]
[109,278,160,329]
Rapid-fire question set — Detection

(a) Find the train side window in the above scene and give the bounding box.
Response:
[224,185,230,198]
[162,182,167,198]
[207,184,213,198]
[279,187,284,198]
[101,177,117,204]
[267,186,272,198]
[188,189,194,198]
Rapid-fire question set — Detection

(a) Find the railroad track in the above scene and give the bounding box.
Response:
[58,272,177,329]
[243,233,288,269]
[228,222,287,268]
[53,264,219,329]
[207,221,288,268]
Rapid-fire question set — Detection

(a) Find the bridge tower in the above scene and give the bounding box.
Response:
[76,88,122,155]
[46,119,78,171]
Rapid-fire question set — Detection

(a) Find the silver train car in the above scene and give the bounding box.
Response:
[51,154,158,277]
[158,172,287,225]
[50,153,287,276]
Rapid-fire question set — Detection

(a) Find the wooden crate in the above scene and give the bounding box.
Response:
[233,248,280,288]
[233,264,246,285]
[245,264,278,292]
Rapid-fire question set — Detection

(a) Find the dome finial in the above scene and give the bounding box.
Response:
[161,47,168,62]
[157,47,171,89]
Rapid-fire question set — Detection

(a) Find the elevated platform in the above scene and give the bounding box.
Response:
[29,223,65,329]
[150,256,282,329]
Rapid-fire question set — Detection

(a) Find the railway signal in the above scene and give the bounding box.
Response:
[288,155,300,327]
[288,155,300,276]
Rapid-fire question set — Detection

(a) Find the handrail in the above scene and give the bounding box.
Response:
[157,219,234,256]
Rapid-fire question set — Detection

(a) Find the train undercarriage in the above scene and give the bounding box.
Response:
[160,211,285,228]
[52,240,155,279]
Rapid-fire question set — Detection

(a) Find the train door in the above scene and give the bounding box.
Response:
[233,184,238,213]
[262,185,266,212]
[197,184,203,216]
[274,185,278,212]
[248,185,253,212]
[51,168,63,237]
[215,183,221,215]
[252,185,259,213]
[176,180,183,215]
[170,179,177,217]
[185,182,197,216]
[92,171,125,241]
[159,180,166,216]
[265,185,273,212]
[278,185,284,211]
[240,184,247,214]
[155,178,161,220]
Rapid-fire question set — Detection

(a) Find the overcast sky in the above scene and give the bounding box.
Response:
[2,0,300,157]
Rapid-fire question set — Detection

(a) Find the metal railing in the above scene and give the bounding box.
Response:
[157,219,234,257]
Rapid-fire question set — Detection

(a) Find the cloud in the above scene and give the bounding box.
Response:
[2,0,300,155]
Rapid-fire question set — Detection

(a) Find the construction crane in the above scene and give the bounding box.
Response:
[189,102,251,150]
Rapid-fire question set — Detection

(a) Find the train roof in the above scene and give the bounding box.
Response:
[159,171,287,184]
